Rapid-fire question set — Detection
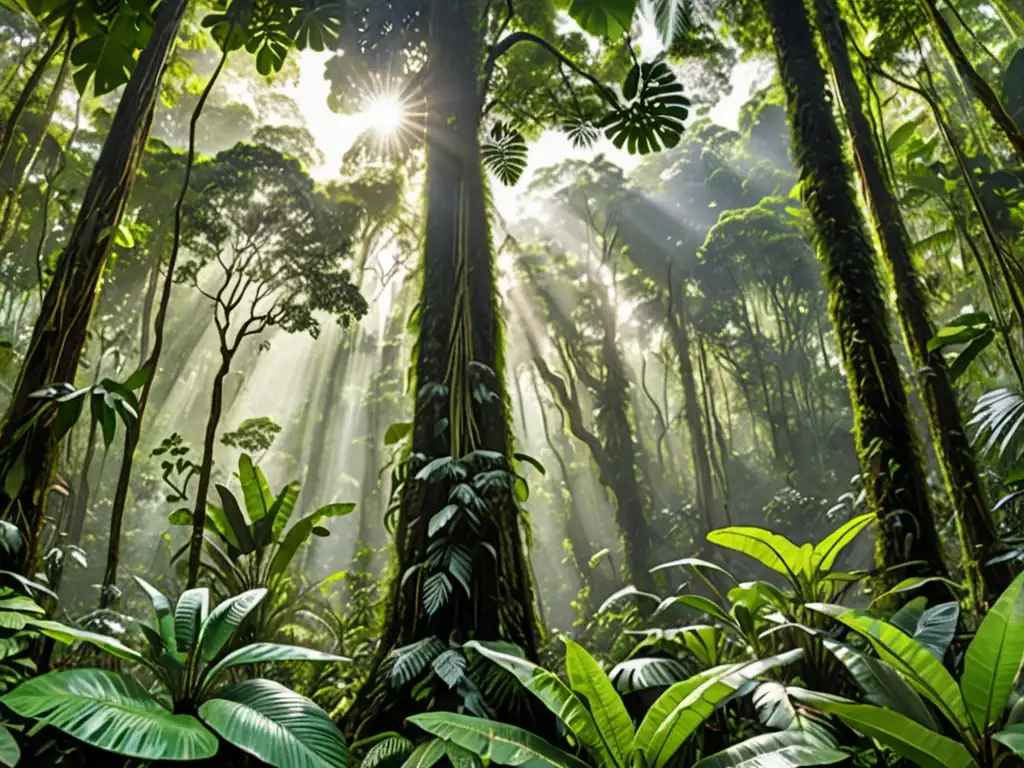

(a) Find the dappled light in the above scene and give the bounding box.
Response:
[0,0,1023,766]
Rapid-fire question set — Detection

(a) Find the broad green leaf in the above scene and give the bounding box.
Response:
[198,589,267,662]
[993,723,1024,756]
[174,588,210,653]
[408,712,590,768]
[872,576,961,602]
[692,730,847,768]
[2,669,217,760]
[208,642,349,680]
[962,570,1024,730]
[268,503,355,582]
[27,618,147,666]
[822,639,939,731]
[401,739,446,768]
[789,691,977,768]
[913,602,958,660]
[706,526,804,581]
[238,454,274,521]
[562,0,639,39]
[384,422,413,446]
[654,594,733,625]
[133,576,177,654]
[811,606,970,730]
[609,658,688,693]
[0,725,18,767]
[889,597,927,637]
[200,678,348,768]
[810,513,873,573]
[465,641,608,765]
[564,637,632,767]
[269,481,302,540]
[649,557,737,582]
[214,484,256,553]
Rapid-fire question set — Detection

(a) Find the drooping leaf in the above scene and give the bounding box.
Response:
[2,669,217,761]
[208,643,349,679]
[706,526,804,581]
[563,0,639,39]
[200,678,348,768]
[481,123,528,186]
[691,730,847,768]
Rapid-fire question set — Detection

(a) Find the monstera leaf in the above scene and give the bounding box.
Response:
[482,123,528,186]
[600,56,689,154]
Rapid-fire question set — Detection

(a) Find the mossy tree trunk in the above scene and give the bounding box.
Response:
[0,0,188,574]
[814,0,1011,605]
[763,0,950,585]
[344,0,540,737]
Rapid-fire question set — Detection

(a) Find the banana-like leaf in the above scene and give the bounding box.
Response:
[133,576,177,655]
[706,527,804,582]
[268,504,354,582]
[654,595,733,625]
[270,482,302,540]
[27,618,147,666]
[215,484,256,553]
[239,454,273,521]
[2,669,217,760]
[822,639,939,731]
[564,637,633,767]
[400,738,446,768]
[809,514,873,574]
[649,557,737,582]
[993,723,1024,756]
[609,658,688,693]
[408,712,590,768]
[692,730,847,767]
[913,602,958,660]
[809,605,970,730]
[789,689,978,768]
[465,640,608,766]
[200,678,347,768]
[198,589,267,662]
[175,588,210,653]
[961,570,1024,730]
[0,725,18,767]
[208,642,349,679]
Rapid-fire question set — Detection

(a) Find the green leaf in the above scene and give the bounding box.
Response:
[200,678,348,768]
[481,122,528,186]
[174,588,209,653]
[208,642,348,680]
[608,658,688,693]
[401,739,446,768]
[707,526,804,581]
[949,330,996,379]
[789,691,977,768]
[822,639,940,731]
[408,712,591,768]
[993,723,1024,756]
[198,589,267,663]
[886,116,925,155]
[465,641,608,765]
[654,594,733,625]
[2,669,217,760]
[564,637,632,767]
[692,730,847,768]
[133,576,176,655]
[650,557,737,582]
[268,504,354,582]
[432,649,467,689]
[600,57,689,154]
[215,484,256,553]
[269,481,302,541]
[238,454,274,521]
[962,570,1024,730]
[384,422,413,446]
[564,0,639,38]
[0,725,18,768]
[811,606,970,730]
[913,602,958,660]
[809,513,873,573]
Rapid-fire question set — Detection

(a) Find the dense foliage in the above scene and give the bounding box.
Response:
[0,0,1022,765]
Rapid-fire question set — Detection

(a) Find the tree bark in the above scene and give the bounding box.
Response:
[922,0,1024,161]
[814,0,1010,605]
[763,0,950,586]
[344,0,540,737]
[0,0,188,574]
[186,353,232,588]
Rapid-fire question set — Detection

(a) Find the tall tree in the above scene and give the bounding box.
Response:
[0,0,189,573]
[812,0,1011,604]
[762,0,950,584]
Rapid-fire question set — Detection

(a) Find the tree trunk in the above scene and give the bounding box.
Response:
[344,0,540,737]
[0,15,69,173]
[0,24,73,250]
[923,0,1024,161]
[0,0,188,575]
[186,352,232,588]
[814,0,1010,605]
[665,292,715,534]
[763,0,950,586]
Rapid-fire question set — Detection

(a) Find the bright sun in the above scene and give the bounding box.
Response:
[363,96,406,136]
